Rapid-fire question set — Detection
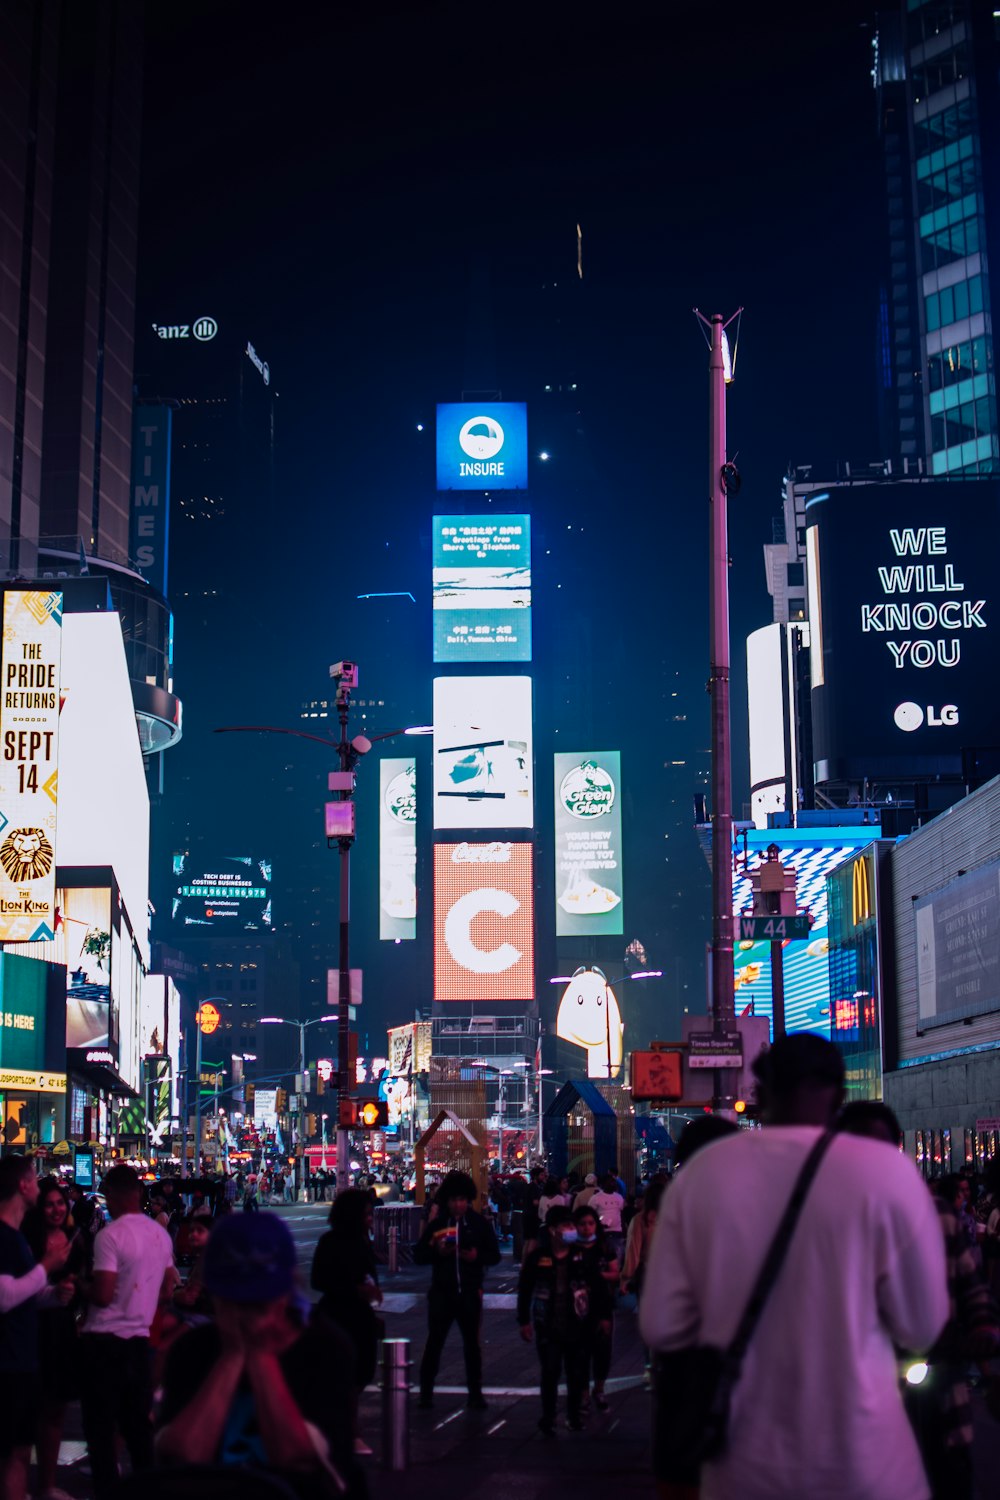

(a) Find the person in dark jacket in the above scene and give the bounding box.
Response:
[414,1170,500,1410]
[517,1204,612,1435]
[311,1188,383,1454]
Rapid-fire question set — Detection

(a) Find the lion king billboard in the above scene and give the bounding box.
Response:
[0,590,62,942]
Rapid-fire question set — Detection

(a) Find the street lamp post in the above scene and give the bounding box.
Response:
[216,695,432,1199]
[259,1014,337,1200]
[695,306,742,1113]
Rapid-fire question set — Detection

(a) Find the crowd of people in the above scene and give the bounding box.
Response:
[2,1035,1000,1500]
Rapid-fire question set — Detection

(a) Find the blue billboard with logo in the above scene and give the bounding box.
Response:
[436,403,528,491]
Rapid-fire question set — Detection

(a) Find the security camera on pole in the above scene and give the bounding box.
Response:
[327,661,369,1197]
[694,307,743,1114]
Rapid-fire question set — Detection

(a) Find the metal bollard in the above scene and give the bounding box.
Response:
[381,1338,410,1472]
[511,1208,524,1263]
[388,1224,399,1274]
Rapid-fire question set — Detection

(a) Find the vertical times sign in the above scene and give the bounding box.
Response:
[0,591,62,941]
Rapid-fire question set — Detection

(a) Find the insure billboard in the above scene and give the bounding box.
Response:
[0,590,62,942]
[806,483,1000,783]
[172,854,272,930]
[554,753,623,936]
[433,842,535,1001]
[433,676,533,829]
[436,403,528,490]
[433,515,531,662]
[915,860,1000,1029]
[379,759,416,940]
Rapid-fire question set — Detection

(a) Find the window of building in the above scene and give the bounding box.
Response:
[925,271,984,331]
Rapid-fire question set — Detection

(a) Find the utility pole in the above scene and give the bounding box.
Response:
[329,661,363,1196]
[696,307,743,1114]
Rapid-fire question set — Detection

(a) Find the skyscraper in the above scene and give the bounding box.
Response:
[874,0,1000,475]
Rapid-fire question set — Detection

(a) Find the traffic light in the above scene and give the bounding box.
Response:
[306,1113,318,1137]
[338,1098,357,1128]
[357,1100,388,1130]
[275,1088,287,1113]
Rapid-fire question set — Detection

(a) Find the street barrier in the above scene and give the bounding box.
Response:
[373,1203,423,1262]
[381,1338,410,1471]
[388,1224,399,1274]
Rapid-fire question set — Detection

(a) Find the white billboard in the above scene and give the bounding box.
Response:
[433,676,533,829]
[58,612,150,966]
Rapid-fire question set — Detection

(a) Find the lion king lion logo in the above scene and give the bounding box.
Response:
[0,828,54,883]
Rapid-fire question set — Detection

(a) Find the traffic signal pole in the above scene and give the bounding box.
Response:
[335,679,354,1196]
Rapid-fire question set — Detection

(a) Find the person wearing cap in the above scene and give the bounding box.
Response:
[156,1212,360,1497]
[77,1165,178,1499]
[640,1032,949,1500]
[574,1173,599,1211]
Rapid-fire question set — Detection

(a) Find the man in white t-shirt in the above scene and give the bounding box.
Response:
[588,1176,626,1259]
[79,1164,177,1498]
[640,1034,948,1500]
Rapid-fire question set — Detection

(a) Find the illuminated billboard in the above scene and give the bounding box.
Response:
[433,842,535,1001]
[915,860,1000,1029]
[130,406,172,596]
[554,753,623,936]
[731,827,878,1035]
[436,402,528,490]
[555,967,623,1078]
[59,887,114,1053]
[172,854,272,930]
[433,676,533,829]
[0,590,62,943]
[379,759,416,940]
[433,515,531,662]
[806,483,1000,784]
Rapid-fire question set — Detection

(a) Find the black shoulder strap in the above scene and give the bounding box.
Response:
[726,1130,834,1367]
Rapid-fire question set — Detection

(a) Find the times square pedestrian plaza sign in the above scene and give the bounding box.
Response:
[436,403,528,490]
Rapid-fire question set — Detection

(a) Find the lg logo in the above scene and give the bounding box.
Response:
[893,701,959,732]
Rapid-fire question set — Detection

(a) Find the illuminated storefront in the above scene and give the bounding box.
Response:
[827,844,893,1101]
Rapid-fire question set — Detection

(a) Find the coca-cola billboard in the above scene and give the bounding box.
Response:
[433,842,534,1002]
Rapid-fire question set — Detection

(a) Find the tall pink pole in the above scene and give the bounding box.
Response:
[708,314,736,1111]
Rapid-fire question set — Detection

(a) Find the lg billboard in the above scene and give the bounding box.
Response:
[806,482,1000,784]
[433,842,534,1001]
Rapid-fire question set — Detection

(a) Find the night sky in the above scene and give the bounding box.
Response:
[138,2,884,1045]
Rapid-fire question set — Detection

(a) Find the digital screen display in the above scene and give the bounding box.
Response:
[554,752,623,936]
[0,590,62,943]
[433,842,535,1001]
[59,887,114,1053]
[436,402,528,490]
[172,854,272,930]
[731,829,878,1036]
[433,515,531,662]
[915,860,1000,1029]
[380,759,416,940]
[433,676,533,830]
[806,482,1000,782]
